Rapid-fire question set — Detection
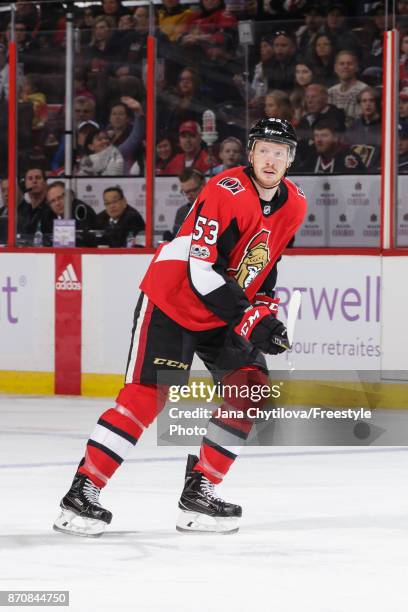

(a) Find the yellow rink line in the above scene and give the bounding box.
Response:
[0,372,407,409]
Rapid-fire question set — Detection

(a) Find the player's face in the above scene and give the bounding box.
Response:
[250,140,290,188]
[47,186,65,216]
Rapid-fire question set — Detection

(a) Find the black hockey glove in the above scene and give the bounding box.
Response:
[234,305,289,355]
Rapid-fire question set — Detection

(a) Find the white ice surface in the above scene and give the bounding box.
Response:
[1,395,408,612]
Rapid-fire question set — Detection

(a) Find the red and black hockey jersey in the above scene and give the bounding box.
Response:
[140,166,307,331]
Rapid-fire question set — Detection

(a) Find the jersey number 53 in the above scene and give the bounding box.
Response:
[192,216,219,245]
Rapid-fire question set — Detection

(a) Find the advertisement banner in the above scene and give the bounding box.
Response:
[0,254,54,371]
[294,176,380,247]
[271,255,381,370]
[81,254,381,376]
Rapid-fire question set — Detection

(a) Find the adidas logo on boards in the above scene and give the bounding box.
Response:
[55,263,81,291]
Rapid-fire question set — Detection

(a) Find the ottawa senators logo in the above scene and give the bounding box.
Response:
[229,230,270,289]
[217,177,245,195]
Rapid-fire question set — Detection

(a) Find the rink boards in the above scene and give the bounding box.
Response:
[0,252,407,396]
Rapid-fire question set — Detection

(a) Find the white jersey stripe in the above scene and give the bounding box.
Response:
[189,257,225,296]
[154,235,192,263]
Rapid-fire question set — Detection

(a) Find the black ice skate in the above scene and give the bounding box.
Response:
[176,454,242,534]
[53,473,112,538]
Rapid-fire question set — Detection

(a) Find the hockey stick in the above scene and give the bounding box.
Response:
[286,290,302,348]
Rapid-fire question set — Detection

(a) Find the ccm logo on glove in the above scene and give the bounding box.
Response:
[234,306,270,337]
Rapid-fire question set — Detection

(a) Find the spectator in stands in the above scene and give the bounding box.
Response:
[96,186,145,247]
[264,31,297,93]
[399,122,408,173]
[296,120,366,174]
[106,97,145,174]
[74,69,96,102]
[19,74,47,130]
[249,35,274,99]
[16,1,40,33]
[179,0,237,62]
[296,4,325,57]
[290,62,315,124]
[199,41,244,109]
[328,51,367,128]
[79,5,103,45]
[0,44,9,100]
[0,178,8,216]
[297,83,346,143]
[158,0,196,43]
[114,5,152,81]
[74,96,96,125]
[156,135,176,175]
[346,86,381,146]
[360,3,389,69]
[307,33,337,87]
[42,181,97,242]
[399,87,408,129]
[163,120,212,174]
[83,15,119,75]
[212,137,243,174]
[400,30,408,84]
[264,90,293,122]
[158,67,205,137]
[50,98,97,172]
[165,168,206,239]
[5,20,39,74]
[17,167,48,238]
[102,0,127,25]
[319,4,361,58]
[118,13,134,31]
[78,128,124,176]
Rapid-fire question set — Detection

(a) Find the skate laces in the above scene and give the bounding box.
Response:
[83,479,101,506]
[200,476,225,503]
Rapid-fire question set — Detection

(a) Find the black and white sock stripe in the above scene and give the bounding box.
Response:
[87,418,138,464]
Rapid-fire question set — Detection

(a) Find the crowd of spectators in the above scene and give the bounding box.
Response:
[0,0,407,180]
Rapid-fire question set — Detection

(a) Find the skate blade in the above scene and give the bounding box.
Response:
[53,509,107,538]
[176,510,239,535]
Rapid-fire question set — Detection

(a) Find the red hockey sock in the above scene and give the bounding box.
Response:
[78,383,168,487]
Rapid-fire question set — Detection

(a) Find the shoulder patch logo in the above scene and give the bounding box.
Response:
[217,177,245,195]
[296,186,306,198]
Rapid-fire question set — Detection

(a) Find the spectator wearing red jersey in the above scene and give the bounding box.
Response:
[163,121,213,175]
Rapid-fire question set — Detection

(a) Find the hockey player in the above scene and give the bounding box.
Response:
[53,118,307,537]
